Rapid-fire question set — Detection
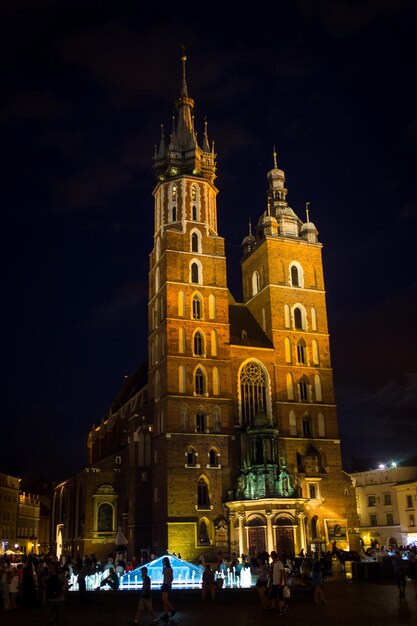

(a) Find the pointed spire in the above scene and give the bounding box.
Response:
[158,124,166,157]
[180,46,189,98]
[273,145,278,169]
[248,219,252,236]
[203,117,210,152]
[305,201,311,222]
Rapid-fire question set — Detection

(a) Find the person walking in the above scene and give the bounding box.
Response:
[312,553,327,604]
[161,557,176,620]
[133,567,158,625]
[201,564,216,602]
[254,555,271,611]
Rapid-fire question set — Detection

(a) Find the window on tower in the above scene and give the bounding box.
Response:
[251,271,260,296]
[192,294,203,319]
[192,205,198,221]
[209,448,219,467]
[196,411,206,432]
[302,415,312,437]
[195,368,206,396]
[193,331,204,356]
[186,447,197,466]
[294,307,303,329]
[239,361,268,423]
[291,265,299,286]
[191,232,199,252]
[299,376,309,402]
[297,339,307,364]
[172,205,177,221]
[197,478,210,508]
[172,184,177,201]
[190,260,202,284]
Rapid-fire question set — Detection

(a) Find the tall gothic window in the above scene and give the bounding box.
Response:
[192,294,202,319]
[191,262,200,284]
[297,339,307,364]
[196,411,206,432]
[97,503,113,532]
[191,231,200,252]
[294,307,303,330]
[240,361,267,423]
[197,478,210,507]
[291,265,299,286]
[194,331,204,356]
[195,368,205,395]
[299,376,309,402]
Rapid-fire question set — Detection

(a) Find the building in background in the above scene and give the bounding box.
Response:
[0,473,19,555]
[50,57,359,561]
[351,464,417,549]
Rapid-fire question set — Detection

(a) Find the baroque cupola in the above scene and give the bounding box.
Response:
[153,54,216,183]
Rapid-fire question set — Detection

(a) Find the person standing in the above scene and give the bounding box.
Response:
[161,557,176,620]
[254,556,270,611]
[133,567,157,625]
[392,550,407,598]
[201,564,216,602]
[408,550,417,599]
[269,551,288,615]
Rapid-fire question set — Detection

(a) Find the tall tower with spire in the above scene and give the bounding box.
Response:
[148,55,235,555]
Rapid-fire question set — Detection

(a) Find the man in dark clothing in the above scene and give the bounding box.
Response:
[392,551,407,598]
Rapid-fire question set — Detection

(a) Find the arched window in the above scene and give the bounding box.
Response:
[197,478,210,508]
[190,260,202,284]
[302,414,312,437]
[240,361,267,423]
[178,366,186,393]
[285,338,292,363]
[210,329,218,357]
[195,368,206,396]
[291,265,299,286]
[171,205,177,222]
[178,290,185,317]
[199,518,210,543]
[289,410,297,436]
[209,448,219,467]
[213,406,221,432]
[309,484,317,499]
[192,293,203,319]
[213,366,220,395]
[252,271,260,296]
[196,410,206,432]
[208,294,216,320]
[191,184,197,202]
[297,339,307,364]
[178,327,185,354]
[191,229,202,253]
[284,304,291,328]
[311,515,319,540]
[294,307,303,330]
[311,307,317,331]
[318,413,326,437]
[315,374,323,402]
[193,330,204,356]
[186,447,196,466]
[172,184,177,202]
[286,372,294,400]
[299,376,309,402]
[312,339,319,365]
[97,503,113,532]
[192,205,198,220]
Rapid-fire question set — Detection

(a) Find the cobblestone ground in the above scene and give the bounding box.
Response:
[3,574,417,626]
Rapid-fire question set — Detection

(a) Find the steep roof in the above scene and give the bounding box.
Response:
[110,360,148,413]
[229,304,273,349]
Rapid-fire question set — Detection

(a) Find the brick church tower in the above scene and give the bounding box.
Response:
[51,55,359,562]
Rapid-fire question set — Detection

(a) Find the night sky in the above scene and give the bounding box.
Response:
[2,1,417,483]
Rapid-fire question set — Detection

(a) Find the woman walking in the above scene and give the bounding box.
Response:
[161,557,176,620]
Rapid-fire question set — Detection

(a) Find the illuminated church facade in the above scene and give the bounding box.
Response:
[51,58,358,562]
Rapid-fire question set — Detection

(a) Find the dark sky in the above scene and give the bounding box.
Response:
[2,0,417,482]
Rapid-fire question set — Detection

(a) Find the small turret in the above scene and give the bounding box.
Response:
[242,220,256,256]
[300,202,319,243]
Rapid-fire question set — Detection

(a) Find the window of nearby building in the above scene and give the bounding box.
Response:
[97,503,113,532]
[386,513,394,526]
[406,495,413,508]
[384,493,392,506]
[370,514,378,526]
[409,514,415,527]
[196,411,206,433]
[368,495,377,507]
[199,518,210,543]
[197,478,210,508]
[309,483,318,499]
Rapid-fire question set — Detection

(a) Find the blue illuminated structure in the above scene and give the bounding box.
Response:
[120,554,204,590]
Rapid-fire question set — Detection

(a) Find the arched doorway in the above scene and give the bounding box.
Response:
[247,517,266,556]
[275,516,295,555]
